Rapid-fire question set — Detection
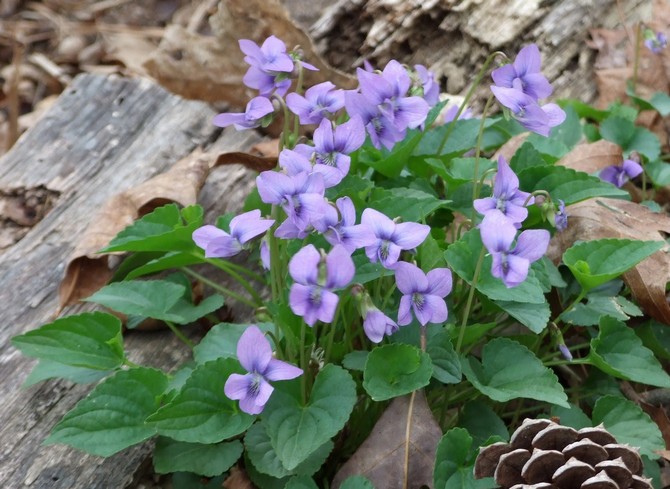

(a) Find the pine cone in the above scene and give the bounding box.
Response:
[474,418,653,489]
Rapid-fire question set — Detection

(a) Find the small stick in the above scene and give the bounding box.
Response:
[6,36,24,152]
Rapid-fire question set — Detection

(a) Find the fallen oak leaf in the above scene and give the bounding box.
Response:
[548,198,670,325]
[556,139,623,175]
[214,152,277,173]
[332,390,441,489]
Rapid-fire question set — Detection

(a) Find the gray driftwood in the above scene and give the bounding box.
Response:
[0,74,257,488]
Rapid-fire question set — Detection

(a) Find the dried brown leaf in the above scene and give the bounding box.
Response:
[494,132,529,162]
[223,465,256,489]
[548,198,670,325]
[214,151,277,173]
[58,149,212,310]
[144,0,355,106]
[332,390,442,489]
[556,140,623,175]
[101,31,157,76]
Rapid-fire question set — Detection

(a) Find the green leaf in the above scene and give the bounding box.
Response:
[363,131,423,178]
[636,320,670,361]
[147,358,255,443]
[418,232,447,272]
[447,322,497,348]
[517,165,628,205]
[368,187,449,222]
[443,157,497,183]
[339,476,376,489]
[103,204,204,253]
[563,239,663,292]
[550,403,592,430]
[461,338,569,407]
[457,401,509,446]
[551,105,582,149]
[562,99,610,122]
[23,359,112,387]
[600,116,661,160]
[588,317,670,388]
[494,300,550,334]
[352,254,394,284]
[650,92,670,116]
[562,295,641,326]
[427,331,461,384]
[592,395,664,458]
[45,368,168,456]
[126,252,205,280]
[509,143,547,173]
[645,159,670,187]
[284,476,319,489]
[86,279,224,325]
[264,364,356,471]
[363,344,433,401]
[445,230,546,304]
[245,422,332,478]
[12,312,125,370]
[434,428,497,489]
[526,133,570,162]
[153,438,242,477]
[342,350,369,371]
[193,322,275,365]
[415,119,485,158]
[533,256,567,292]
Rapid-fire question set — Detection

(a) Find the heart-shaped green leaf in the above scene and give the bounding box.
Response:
[147,358,254,443]
[588,317,670,388]
[263,364,356,471]
[45,368,168,456]
[363,343,433,401]
[563,239,664,292]
[592,395,664,458]
[461,338,568,407]
[12,312,125,370]
[153,437,243,477]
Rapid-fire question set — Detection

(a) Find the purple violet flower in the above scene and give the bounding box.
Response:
[491,44,553,101]
[444,104,473,123]
[289,117,366,187]
[558,344,573,362]
[286,81,345,125]
[289,245,355,326]
[555,199,568,231]
[491,87,565,137]
[480,210,550,288]
[361,208,430,269]
[224,325,302,415]
[413,64,440,105]
[344,91,404,150]
[315,197,376,253]
[364,308,399,343]
[473,155,534,225]
[260,239,271,270]
[599,159,643,188]
[396,262,452,326]
[256,170,327,231]
[359,60,430,130]
[213,96,274,131]
[645,31,668,54]
[192,210,274,258]
[239,36,294,74]
[239,36,294,97]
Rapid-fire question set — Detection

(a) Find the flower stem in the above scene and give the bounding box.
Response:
[202,257,264,305]
[164,320,195,349]
[632,22,641,94]
[471,94,495,223]
[436,51,506,154]
[180,267,258,309]
[402,390,417,489]
[299,319,308,405]
[455,246,486,354]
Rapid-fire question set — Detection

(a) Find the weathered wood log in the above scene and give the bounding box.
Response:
[0,74,257,488]
[308,0,650,106]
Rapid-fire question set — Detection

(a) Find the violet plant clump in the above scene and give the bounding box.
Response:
[13,35,670,489]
